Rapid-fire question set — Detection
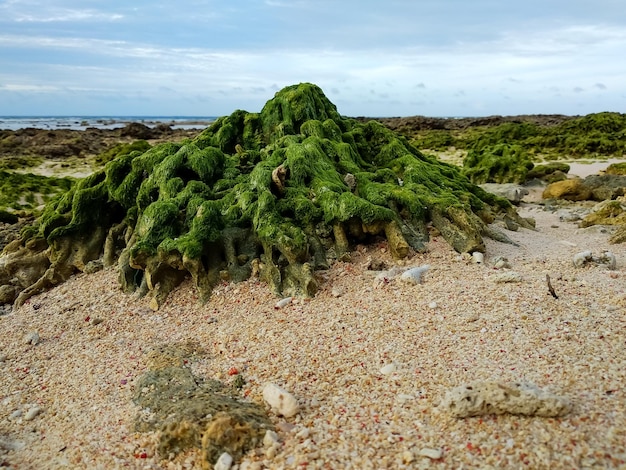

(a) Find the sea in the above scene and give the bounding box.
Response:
[0,116,217,131]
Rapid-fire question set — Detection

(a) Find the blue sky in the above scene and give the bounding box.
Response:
[1,0,625,117]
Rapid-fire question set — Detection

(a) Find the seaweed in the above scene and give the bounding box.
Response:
[2,83,530,309]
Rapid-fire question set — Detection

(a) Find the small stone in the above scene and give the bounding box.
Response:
[263,383,299,418]
[214,452,233,470]
[573,250,593,267]
[331,288,343,298]
[24,406,42,421]
[472,252,484,264]
[263,430,279,448]
[0,354,7,362]
[442,381,571,417]
[274,297,292,309]
[9,409,22,420]
[23,331,40,345]
[401,450,415,463]
[418,447,443,460]
[597,251,616,270]
[380,363,396,375]
[492,271,522,283]
[428,301,437,309]
[492,256,511,269]
[399,265,430,285]
[91,318,104,326]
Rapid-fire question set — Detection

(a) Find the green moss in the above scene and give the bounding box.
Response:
[0,170,75,214]
[14,82,520,307]
[606,162,626,175]
[95,140,151,165]
[463,143,534,184]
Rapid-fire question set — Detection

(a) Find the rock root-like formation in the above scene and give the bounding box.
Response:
[0,83,531,309]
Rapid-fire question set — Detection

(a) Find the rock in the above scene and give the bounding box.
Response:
[543,179,592,201]
[274,297,292,309]
[23,331,40,345]
[442,381,571,418]
[580,200,626,228]
[263,430,279,448]
[24,405,42,421]
[262,383,299,418]
[479,183,529,204]
[573,250,593,267]
[399,265,430,284]
[573,250,616,269]
[492,271,522,283]
[418,447,443,460]
[491,256,511,269]
[472,252,484,264]
[582,174,626,201]
[214,452,233,470]
[379,363,397,375]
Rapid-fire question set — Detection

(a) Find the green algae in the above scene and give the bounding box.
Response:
[0,170,75,214]
[5,83,528,308]
[463,143,534,184]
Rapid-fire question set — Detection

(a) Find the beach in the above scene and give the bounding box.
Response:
[1,200,625,469]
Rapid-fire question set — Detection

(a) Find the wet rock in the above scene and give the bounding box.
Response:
[442,381,571,418]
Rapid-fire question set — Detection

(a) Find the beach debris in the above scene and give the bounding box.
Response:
[379,363,397,375]
[492,271,522,283]
[573,250,617,269]
[262,383,299,418]
[546,274,558,299]
[23,331,40,345]
[399,265,430,284]
[418,447,443,460]
[472,252,484,264]
[24,405,43,421]
[442,381,572,418]
[214,452,233,470]
[491,256,511,269]
[274,297,292,309]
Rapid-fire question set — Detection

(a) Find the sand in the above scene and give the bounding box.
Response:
[1,201,625,469]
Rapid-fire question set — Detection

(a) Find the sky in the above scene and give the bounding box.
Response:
[1,0,625,117]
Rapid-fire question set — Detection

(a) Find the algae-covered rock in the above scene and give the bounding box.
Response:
[463,143,534,184]
[134,343,272,468]
[605,162,626,176]
[543,179,592,201]
[526,162,570,183]
[1,83,530,308]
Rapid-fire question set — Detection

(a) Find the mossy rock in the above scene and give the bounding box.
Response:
[134,343,272,467]
[605,162,626,176]
[580,200,626,228]
[2,83,531,309]
[527,162,570,182]
[463,143,534,184]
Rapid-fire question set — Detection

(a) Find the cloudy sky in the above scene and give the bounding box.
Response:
[1,0,625,117]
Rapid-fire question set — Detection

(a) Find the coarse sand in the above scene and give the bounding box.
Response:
[1,203,625,469]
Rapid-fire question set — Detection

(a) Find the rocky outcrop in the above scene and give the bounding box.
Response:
[0,83,532,309]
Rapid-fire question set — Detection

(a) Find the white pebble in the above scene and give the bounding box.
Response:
[400,265,430,285]
[9,409,22,420]
[263,383,299,418]
[263,430,279,448]
[418,447,443,459]
[428,301,437,309]
[472,252,484,264]
[379,363,396,375]
[214,452,233,470]
[24,406,42,421]
[296,427,310,439]
[275,297,292,309]
[23,332,40,345]
[573,250,593,267]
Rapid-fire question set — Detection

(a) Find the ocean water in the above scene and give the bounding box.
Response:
[0,116,217,131]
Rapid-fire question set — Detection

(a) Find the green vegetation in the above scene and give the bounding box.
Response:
[409,112,626,161]
[3,83,530,309]
[0,170,75,214]
[94,140,152,165]
[606,162,626,175]
[463,143,534,184]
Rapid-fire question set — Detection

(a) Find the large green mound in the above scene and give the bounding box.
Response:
[0,83,530,310]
